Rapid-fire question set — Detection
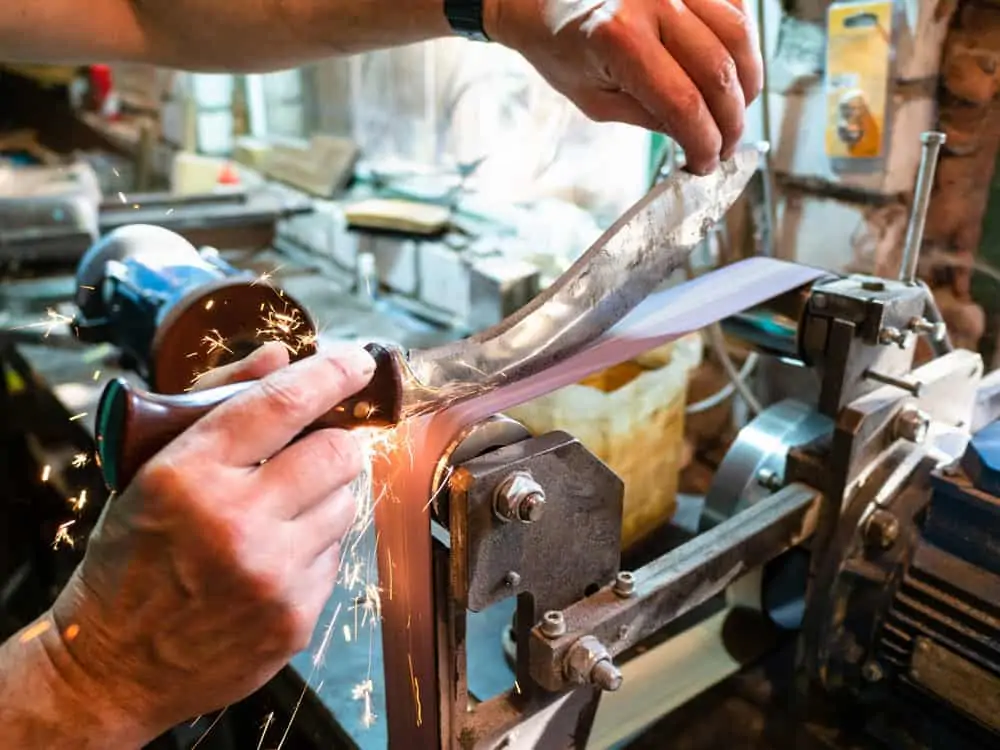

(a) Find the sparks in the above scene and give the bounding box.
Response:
[11,308,74,338]
[40,465,52,482]
[204,299,215,311]
[201,330,232,355]
[117,191,127,204]
[71,453,90,468]
[92,369,101,381]
[68,412,87,422]
[352,680,377,728]
[70,489,88,513]
[53,520,76,549]
[255,713,275,750]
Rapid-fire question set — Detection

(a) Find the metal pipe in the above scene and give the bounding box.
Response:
[900,131,946,285]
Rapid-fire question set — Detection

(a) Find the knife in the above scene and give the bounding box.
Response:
[94,146,760,492]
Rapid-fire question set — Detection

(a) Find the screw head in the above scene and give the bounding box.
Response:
[540,610,566,638]
[865,510,900,550]
[504,571,521,587]
[861,660,884,682]
[613,571,636,598]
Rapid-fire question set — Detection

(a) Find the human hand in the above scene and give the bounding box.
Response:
[484,0,763,174]
[48,341,374,743]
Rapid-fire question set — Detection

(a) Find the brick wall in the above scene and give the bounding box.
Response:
[924,0,1000,350]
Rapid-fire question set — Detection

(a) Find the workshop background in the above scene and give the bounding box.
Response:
[2,0,1000,748]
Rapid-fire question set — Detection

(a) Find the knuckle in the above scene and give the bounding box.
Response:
[133,456,187,501]
[713,57,739,94]
[258,375,309,421]
[316,430,364,478]
[673,85,704,119]
[274,607,315,652]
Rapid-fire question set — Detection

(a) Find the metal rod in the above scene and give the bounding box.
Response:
[528,483,820,692]
[900,131,946,285]
[864,369,923,396]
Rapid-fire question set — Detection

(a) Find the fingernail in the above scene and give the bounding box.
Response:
[721,147,736,161]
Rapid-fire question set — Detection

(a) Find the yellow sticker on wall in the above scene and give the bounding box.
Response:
[825,0,896,167]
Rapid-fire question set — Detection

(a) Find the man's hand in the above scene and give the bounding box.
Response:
[45,342,374,744]
[485,0,763,174]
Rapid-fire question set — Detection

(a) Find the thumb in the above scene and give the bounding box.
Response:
[190,341,291,391]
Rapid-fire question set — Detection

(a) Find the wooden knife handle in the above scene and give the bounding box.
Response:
[95,343,403,492]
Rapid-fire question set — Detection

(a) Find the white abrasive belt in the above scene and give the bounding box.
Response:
[372,257,827,748]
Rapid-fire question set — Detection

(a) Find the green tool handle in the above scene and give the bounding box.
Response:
[95,343,403,492]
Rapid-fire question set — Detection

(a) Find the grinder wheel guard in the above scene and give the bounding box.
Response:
[152,278,317,394]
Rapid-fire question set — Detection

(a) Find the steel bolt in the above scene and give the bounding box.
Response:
[613,571,636,598]
[865,510,900,550]
[756,467,783,492]
[494,471,546,524]
[861,660,885,683]
[504,571,521,587]
[540,610,566,639]
[591,660,624,692]
[564,636,623,692]
[894,407,930,444]
[878,327,909,349]
[518,492,546,523]
[908,316,947,342]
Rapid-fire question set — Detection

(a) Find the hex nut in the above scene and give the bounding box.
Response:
[564,636,622,691]
[894,407,930,444]
[494,471,546,524]
[540,610,566,639]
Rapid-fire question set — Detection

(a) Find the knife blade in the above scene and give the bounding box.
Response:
[93,146,761,492]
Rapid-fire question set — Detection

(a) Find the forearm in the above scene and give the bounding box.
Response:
[2,0,453,72]
[0,612,151,750]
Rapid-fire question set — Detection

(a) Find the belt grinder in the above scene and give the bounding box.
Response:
[74,131,1000,750]
[72,224,317,395]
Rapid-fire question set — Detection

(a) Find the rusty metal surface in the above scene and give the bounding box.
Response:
[455,431,622,614]
[437,432,623,750]
[527,483,820,693]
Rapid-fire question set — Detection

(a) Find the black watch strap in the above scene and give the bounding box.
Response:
[444,0,489,42]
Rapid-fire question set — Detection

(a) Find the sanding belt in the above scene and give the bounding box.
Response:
[373,257,826,748]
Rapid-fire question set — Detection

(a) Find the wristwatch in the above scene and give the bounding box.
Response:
[444,0,490,42]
